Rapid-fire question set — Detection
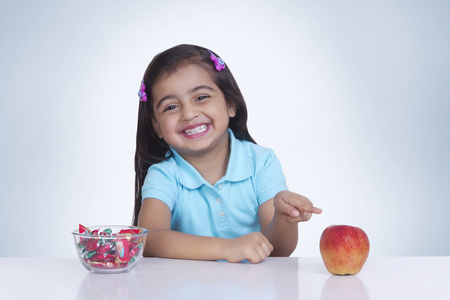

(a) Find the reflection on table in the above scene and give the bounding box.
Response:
[0,256,449,300]
[77,258,299,300]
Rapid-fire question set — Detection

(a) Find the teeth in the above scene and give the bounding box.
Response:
[184,124,207,135]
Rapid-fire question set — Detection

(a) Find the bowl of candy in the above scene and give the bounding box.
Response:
[72,224,148,274]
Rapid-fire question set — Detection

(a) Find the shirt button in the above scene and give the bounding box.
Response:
[218,184,223,190]
[219,211,225,217]
[216,198,222,204]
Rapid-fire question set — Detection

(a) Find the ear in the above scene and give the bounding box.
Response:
[152,118,163,139]
[227,102,236,118]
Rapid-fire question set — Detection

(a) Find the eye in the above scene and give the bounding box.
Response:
[163,104,178,112]
[196,95,209,102]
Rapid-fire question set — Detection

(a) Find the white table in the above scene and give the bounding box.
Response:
[0,257,449,299]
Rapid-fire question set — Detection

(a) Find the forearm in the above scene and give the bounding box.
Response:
[261,191,321,256]
[263,213,298,257]
[143,229,227,261]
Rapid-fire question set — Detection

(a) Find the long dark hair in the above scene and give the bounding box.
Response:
[133,44,255,225]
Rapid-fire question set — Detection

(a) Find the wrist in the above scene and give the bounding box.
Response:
[216,237,232,261]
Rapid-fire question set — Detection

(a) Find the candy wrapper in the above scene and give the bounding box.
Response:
[74,225,148,272]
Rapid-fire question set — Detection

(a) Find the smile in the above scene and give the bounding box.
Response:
[183,124,208,136]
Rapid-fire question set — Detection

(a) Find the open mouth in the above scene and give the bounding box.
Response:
[183,124,208,136]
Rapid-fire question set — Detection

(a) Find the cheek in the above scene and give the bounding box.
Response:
[158,117,177,133]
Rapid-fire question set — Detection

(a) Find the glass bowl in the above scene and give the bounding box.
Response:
[72,225,148,274]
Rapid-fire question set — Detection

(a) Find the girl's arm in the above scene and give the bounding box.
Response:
[258,191,322,257]
[138,198,273,263]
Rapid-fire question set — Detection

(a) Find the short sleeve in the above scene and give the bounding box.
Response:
[254,149,288,205]
[141,161,178,211]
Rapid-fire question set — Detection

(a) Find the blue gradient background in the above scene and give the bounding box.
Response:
[1,0,449,257]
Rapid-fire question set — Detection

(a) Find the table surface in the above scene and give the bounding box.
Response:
[0,256,449,300]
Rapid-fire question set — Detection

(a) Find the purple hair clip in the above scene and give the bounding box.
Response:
[138,79,147,102]
[208,50,225,71]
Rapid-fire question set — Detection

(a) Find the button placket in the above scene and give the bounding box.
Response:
[215,182,224,208]
[212,184,229,226]
[216,197,224,217]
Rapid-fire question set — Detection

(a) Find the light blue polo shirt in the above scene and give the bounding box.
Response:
[141,129,288,239]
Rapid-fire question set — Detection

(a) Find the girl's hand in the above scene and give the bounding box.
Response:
[274,191,322,223]
[223,232,273,264]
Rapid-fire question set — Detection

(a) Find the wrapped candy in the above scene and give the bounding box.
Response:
[84,240,100,251]
[96,243,113,254]
[75,224,145,271]
[119,229,142,235]
[116,238,130,262]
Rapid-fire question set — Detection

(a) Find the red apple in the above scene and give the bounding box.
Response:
[320,225,370,275]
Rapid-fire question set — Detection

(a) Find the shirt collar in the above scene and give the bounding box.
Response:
[170,129,252,189]
[170,148,207,189]
[224,129,252,182]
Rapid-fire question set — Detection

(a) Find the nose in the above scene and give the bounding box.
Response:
[181,102,199,121]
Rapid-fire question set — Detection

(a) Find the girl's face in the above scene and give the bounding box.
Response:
[151,64,236,159]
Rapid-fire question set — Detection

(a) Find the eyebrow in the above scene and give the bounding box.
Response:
[155,85,215,109]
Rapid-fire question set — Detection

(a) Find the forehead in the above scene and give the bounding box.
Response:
[152,64,217,98]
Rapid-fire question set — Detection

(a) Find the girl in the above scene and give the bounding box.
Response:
[134,44,321,264]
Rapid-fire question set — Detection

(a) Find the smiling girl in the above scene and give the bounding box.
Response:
[134,44,321,263]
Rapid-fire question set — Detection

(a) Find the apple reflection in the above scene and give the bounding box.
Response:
[320,275,369,300]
